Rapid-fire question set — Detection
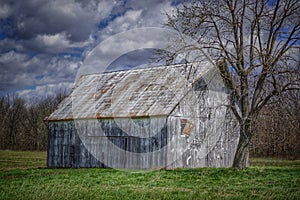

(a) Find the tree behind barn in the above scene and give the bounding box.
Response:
[0,90,68,151]
[166,0,300,168]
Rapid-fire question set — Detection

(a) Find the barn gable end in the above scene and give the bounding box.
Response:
[46,63,238,169]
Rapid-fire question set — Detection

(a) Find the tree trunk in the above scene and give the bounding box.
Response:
[233,120,253,169]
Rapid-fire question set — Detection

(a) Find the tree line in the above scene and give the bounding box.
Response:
[250,90,300,159]
[0,89,299,159]
[0,91,67,151]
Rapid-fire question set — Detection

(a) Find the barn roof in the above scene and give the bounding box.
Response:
[46,63,208,121]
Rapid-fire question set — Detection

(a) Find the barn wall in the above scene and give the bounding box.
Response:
[48,117,168,169]
[166,86,239,168]
[47,121,104,168]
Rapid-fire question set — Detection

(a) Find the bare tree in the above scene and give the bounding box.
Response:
[0,96,10,149]
[251,89,300,159]
[166,0,300,168]
[0,89,68,151]
[5,95,27,150]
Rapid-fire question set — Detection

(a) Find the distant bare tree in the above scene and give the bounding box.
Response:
[25,89,69,151]
[166,0,300,168]
[251,90,300,159]
[0,89,69,151]
[5,95,27,150]
[0,96,10,149]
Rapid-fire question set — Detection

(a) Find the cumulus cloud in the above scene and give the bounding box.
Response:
[0,0,181,99]
[97,1,116,19]
[33,33,71,53]
[0,0,106,53]
[97,1,175,40]
[16,82,74,100]
[78,0,177,77]
[0,3,12,19]
[0,50,80,95]
[78,27,181,79]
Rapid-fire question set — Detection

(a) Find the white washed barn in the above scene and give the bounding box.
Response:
[46,63,239,169]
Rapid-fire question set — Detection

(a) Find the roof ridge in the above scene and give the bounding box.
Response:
[79,62,194,77]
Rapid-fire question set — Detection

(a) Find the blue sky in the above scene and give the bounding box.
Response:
[0,0,186,99]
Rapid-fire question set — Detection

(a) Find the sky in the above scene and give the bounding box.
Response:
[0,0,186,100]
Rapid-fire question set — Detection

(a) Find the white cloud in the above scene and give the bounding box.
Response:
[105,9,144,34]
[0,50,80,94]
[78,27,181,79]
[0,50,28,63]
[97,1,116,19]
[0,4,12,19]
[34,33,70,51]
[0,0,181,99]
[16,82,74,100]
[96,1,175,41]
[29,32,96,53]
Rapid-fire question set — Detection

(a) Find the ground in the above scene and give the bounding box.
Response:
[0,150,299,199]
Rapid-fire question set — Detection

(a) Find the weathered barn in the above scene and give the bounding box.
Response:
[46,63,239,169]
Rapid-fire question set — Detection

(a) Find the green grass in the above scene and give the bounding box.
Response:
[0,150,46,171]
[0,150,299,200]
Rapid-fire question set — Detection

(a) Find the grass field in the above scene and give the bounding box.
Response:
[0,150,299,199]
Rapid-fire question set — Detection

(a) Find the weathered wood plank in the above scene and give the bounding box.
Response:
[48,117,168,169]
[166,86,239,168]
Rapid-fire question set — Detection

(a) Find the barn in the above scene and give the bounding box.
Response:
[45,63,239,169]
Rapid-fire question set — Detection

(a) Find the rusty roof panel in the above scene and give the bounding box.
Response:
[47,63,207,121]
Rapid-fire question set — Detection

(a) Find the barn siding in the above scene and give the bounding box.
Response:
[47,117,168,169]
[47,63,240,169]
[166,87,239,168]
[47,121,104,168]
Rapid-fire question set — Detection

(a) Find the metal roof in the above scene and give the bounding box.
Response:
[46,63,207,121]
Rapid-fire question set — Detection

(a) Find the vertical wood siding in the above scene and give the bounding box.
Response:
[47,117,168,169]
[166,86,239,168]
[47,121,104,168]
